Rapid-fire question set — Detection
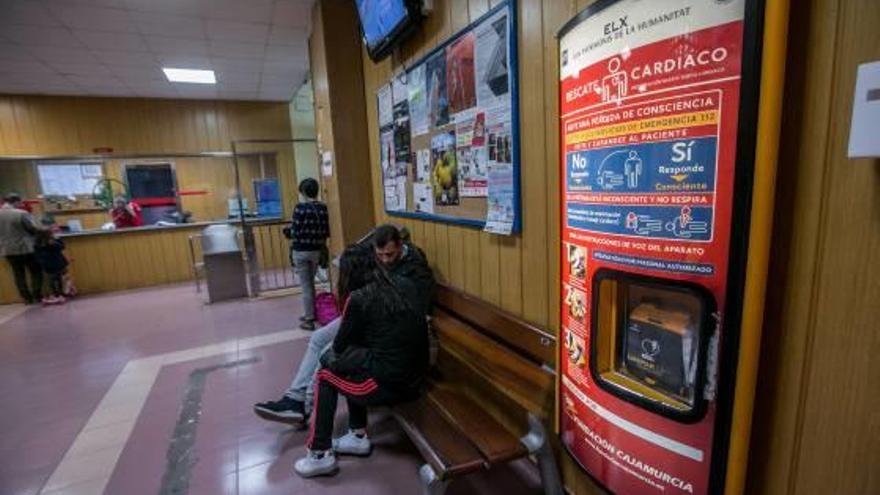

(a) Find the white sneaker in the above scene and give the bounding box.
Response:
[293,450,338,478]
[332,430,372,456]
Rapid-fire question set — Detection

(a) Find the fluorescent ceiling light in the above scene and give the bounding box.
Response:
[162,68,216,84]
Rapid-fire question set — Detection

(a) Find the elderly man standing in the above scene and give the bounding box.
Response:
[0,193,43,304]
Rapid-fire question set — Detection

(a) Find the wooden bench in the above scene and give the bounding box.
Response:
[391,284,563,495]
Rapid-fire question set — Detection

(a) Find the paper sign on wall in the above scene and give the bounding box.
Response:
[321,151,333,177]
[848,61,880,158]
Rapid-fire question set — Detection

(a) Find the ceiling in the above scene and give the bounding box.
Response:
[0,0,314,102]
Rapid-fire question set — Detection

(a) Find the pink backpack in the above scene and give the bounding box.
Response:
[314,292,340,326]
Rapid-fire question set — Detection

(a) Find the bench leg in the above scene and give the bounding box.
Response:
[520,413,564,495]
[418,464,449,495]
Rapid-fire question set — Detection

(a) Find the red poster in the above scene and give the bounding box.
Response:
[558,1,751,494]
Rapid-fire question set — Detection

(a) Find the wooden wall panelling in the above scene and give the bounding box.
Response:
[462,228,481,295]
[310,0,375,254]
[542,1,573,337]
[362,45,386,226]
[309,2,338,254]
[780,0,879,493]
[11,98,36,153]
[0,263,14,302]
[0,99,11,152]
[515,0,547,323]
[745,0,880,494]
[47,226,209,299]
[0,96,292,156]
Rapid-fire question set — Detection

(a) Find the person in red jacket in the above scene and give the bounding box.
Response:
[110,196,143,229]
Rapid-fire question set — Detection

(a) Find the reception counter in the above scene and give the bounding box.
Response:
[0,219,290,305]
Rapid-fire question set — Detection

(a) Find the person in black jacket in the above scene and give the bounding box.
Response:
[254,224,435,424]
[294,243,429,478]
[33,230,69,305]
[290,178,330,330]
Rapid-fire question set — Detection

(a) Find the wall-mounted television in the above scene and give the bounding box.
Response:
[355,0,423,62]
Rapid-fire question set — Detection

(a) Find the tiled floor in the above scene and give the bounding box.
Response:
[0,284,543,495]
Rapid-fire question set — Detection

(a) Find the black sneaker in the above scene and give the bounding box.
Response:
[253,396,306,424]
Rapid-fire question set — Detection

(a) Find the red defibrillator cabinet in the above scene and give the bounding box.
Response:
[557,0,786,493]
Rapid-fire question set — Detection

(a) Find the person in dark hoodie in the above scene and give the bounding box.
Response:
[294,243,429,478]
[254,224,434,423]
[33,229,69,305]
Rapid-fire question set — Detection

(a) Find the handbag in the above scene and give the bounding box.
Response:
[314,291,340,326]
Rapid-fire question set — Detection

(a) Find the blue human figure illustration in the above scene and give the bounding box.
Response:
[624,150,642,189]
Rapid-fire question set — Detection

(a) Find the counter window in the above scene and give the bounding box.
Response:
[591,269,714,422]
[37,162,104,197]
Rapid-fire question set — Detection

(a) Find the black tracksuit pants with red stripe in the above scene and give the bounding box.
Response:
[307,369,407,451]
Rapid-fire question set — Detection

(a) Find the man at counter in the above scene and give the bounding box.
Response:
[110,196,143,229]
[0,193,43,304]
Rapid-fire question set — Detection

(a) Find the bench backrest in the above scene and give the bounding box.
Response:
[434,285,557,366]
[432,284,557,419]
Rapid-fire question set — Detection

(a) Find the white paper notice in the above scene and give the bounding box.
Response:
[380,129,395,179]
[321,151,333,177]
[384,176,407,212]
[484,162,515,235]
[848,61,880,158]
[415,149,432,183]
[455,110,488,197]
[377,84,393,128]
[413,182,434,214]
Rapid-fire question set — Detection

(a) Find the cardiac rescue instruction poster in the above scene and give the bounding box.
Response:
[558,1,750,494]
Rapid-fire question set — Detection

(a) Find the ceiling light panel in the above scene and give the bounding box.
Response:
[162,68,216,84]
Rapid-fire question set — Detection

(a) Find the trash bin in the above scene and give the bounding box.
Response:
[201,224,248,303]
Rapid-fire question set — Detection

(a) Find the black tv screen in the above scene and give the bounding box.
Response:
[355,0,421,61]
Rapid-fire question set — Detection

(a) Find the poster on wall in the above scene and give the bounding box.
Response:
[413,182,434,214]
[384,176,407,212]
[558,1,754,494]
[392,75,412,166]
[455,111,489,196]
[431,131,459,205]
[484,161,514,234]
[376,0,520,234]
[415,148,432,183]
[408,65,430,137]
[426,50,450,127]
[475,8,510,110]
[447,33,477,115]
[377,83,393,128]
[379,129,396,180]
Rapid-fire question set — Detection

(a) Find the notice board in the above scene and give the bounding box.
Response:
[377,0,520,235]
[558,0,765,494]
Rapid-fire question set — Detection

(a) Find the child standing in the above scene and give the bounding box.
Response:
[34,230,69,305]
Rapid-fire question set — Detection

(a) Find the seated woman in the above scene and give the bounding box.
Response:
[294,243,429,478]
